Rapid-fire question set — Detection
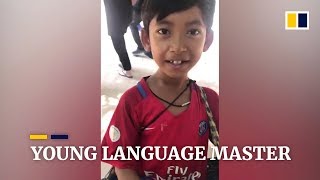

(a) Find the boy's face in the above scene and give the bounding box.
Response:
[142,6,213,79]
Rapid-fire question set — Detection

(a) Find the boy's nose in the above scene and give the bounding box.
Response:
[169,35,187,54]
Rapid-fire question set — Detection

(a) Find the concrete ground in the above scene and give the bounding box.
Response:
[100,0,219,178]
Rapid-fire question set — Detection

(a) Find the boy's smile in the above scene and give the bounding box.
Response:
[142,6,213,80]
[165,58,190,69]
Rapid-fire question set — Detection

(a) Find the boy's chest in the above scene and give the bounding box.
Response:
[164,105,189,116]
[139,102,209,147]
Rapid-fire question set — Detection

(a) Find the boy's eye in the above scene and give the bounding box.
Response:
[187,29,200,36]
[157,28,170,35]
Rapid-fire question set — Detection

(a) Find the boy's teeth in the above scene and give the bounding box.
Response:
[170,60,182,65]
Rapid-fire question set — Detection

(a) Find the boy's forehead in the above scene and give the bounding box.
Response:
[152,6,205,26]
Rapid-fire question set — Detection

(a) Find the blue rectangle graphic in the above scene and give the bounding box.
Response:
[298,13,308,28]
[51,134,69,139]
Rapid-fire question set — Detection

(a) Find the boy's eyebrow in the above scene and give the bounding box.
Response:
[156,20,173,26]
[185,19,203,26]
[156,19,204,26]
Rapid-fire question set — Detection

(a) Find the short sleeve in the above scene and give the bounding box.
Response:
[101,88,141,170]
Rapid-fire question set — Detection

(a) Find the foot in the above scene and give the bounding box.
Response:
[144,51,153,59]
[118,69,133,78]
[132,48,145,56]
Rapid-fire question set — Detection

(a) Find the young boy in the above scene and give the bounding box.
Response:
[102,0,218,179]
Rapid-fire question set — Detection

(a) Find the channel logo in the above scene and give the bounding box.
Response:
[285,11,309,30]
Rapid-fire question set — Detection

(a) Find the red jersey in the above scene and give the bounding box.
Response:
[102,77,219,180]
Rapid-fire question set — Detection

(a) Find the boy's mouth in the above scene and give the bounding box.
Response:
[169,60,182,65]
[166,60,188,65]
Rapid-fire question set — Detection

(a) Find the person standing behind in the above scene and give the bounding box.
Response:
[130,0,153,58]
[130,0,144,55]
[103,0,133,78]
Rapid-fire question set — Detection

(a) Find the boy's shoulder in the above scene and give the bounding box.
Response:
[202,86,219,98]
[198,85,219,108]
[194,83,218,100]
[120,78,149,105]
[199,86,219,128]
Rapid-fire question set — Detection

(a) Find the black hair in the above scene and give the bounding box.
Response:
[141,0,215,33]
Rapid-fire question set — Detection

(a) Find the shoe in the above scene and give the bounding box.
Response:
[132,48,145,56]
[118,65,133,78]
[118,69,133,78]
[144,51,153,59]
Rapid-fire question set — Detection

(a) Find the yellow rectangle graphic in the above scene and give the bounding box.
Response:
[287,13,297,28]
[30,134,48,140]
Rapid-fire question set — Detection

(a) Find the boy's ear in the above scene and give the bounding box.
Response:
[141,28,151,52]
[203,29,213,52]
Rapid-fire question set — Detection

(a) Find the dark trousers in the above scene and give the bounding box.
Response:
[129,10,144,50]
[111,35,131,71]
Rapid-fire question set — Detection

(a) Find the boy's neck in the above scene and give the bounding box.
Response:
[150,71,189,89]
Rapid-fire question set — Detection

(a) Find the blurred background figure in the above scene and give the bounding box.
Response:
[130,0,153,58]
[103,0,133,78]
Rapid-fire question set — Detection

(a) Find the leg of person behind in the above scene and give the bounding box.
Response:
[111,35,133,78]
[130,10,145,55]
